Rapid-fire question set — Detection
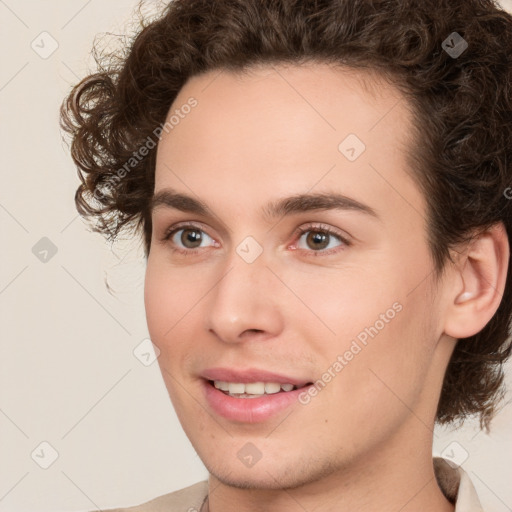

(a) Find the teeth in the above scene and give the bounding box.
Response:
[244,382,265,394]
[213,381,297,397]
[216,381,229,391]
[228,382,245,394]
[264,382,281,394]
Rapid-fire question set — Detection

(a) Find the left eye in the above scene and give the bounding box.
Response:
[296,228,345,251]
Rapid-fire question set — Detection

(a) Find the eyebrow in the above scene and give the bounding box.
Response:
[149,188,380,222]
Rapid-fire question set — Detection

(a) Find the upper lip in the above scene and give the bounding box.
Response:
[201,367,312,387]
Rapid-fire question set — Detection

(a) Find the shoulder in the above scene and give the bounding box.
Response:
[99,480,208,512]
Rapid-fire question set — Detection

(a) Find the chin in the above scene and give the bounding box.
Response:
[211,469,305,491]
[201,452,339,491]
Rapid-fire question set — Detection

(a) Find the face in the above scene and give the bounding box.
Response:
[144,62,452,490]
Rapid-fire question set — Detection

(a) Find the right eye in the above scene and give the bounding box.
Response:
[161,223,219,256]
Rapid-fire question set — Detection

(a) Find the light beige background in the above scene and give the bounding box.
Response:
[1,1,511,511]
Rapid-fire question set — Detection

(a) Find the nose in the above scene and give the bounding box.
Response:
[204,253,285,345]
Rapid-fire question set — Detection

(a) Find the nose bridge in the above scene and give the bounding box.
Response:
[204,243,283,343]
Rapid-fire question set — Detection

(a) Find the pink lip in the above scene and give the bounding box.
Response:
[201,367,313,423]
[201,367,310,386]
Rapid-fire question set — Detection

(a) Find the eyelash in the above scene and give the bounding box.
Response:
[160,222,351,258]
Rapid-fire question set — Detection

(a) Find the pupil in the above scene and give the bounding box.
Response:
[307,231,328,250]
[182,229,202,248]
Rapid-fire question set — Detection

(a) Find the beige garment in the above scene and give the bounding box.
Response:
[100,480,209,512]
[101,457,483,511]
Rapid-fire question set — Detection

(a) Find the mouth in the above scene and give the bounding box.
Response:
[209,380,308,398]
[200,369,314,423]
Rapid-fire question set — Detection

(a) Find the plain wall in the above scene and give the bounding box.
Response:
[1,1,511,510]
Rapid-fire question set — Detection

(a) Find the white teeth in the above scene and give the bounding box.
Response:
[264,382,281,394]
[213,381,229,391]
[212,380,297,397]
[244,382,265,395]
[217,381,229,391]
[227,382,245,394]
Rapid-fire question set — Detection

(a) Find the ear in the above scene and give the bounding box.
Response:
[443,222,510,339]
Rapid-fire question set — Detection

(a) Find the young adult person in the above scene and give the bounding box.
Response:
[60,1,512,510]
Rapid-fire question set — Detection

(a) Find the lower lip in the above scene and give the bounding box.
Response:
[203,380,310,423]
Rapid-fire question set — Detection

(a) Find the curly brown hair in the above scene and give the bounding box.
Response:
[60,0,512,429]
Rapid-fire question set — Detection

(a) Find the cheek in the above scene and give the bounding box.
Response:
[144,256,204,341]
[144,261,198,402]
[324,287,435,427]
[143,256,221,404]
[292,251,436,405]
[282,261,404,354]
[144,261,172,341]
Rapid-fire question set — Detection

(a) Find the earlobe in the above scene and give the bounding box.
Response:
[443,222,509,339]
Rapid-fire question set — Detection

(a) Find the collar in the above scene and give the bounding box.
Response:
[434,456,484,511]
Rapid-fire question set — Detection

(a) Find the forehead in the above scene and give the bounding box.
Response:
[154,62,425,226]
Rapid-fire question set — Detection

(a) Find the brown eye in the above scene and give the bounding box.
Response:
[180,228,203,248]
[292,223,350,256]
[305,231,330,250]
[162,224,215,253]
[298,229,343,252]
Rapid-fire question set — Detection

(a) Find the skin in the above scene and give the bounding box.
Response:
[144,62,509,511]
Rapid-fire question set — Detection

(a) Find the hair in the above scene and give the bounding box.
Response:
[60,0,512,429]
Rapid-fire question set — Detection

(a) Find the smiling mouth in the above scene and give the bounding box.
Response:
[209,380,313,398]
